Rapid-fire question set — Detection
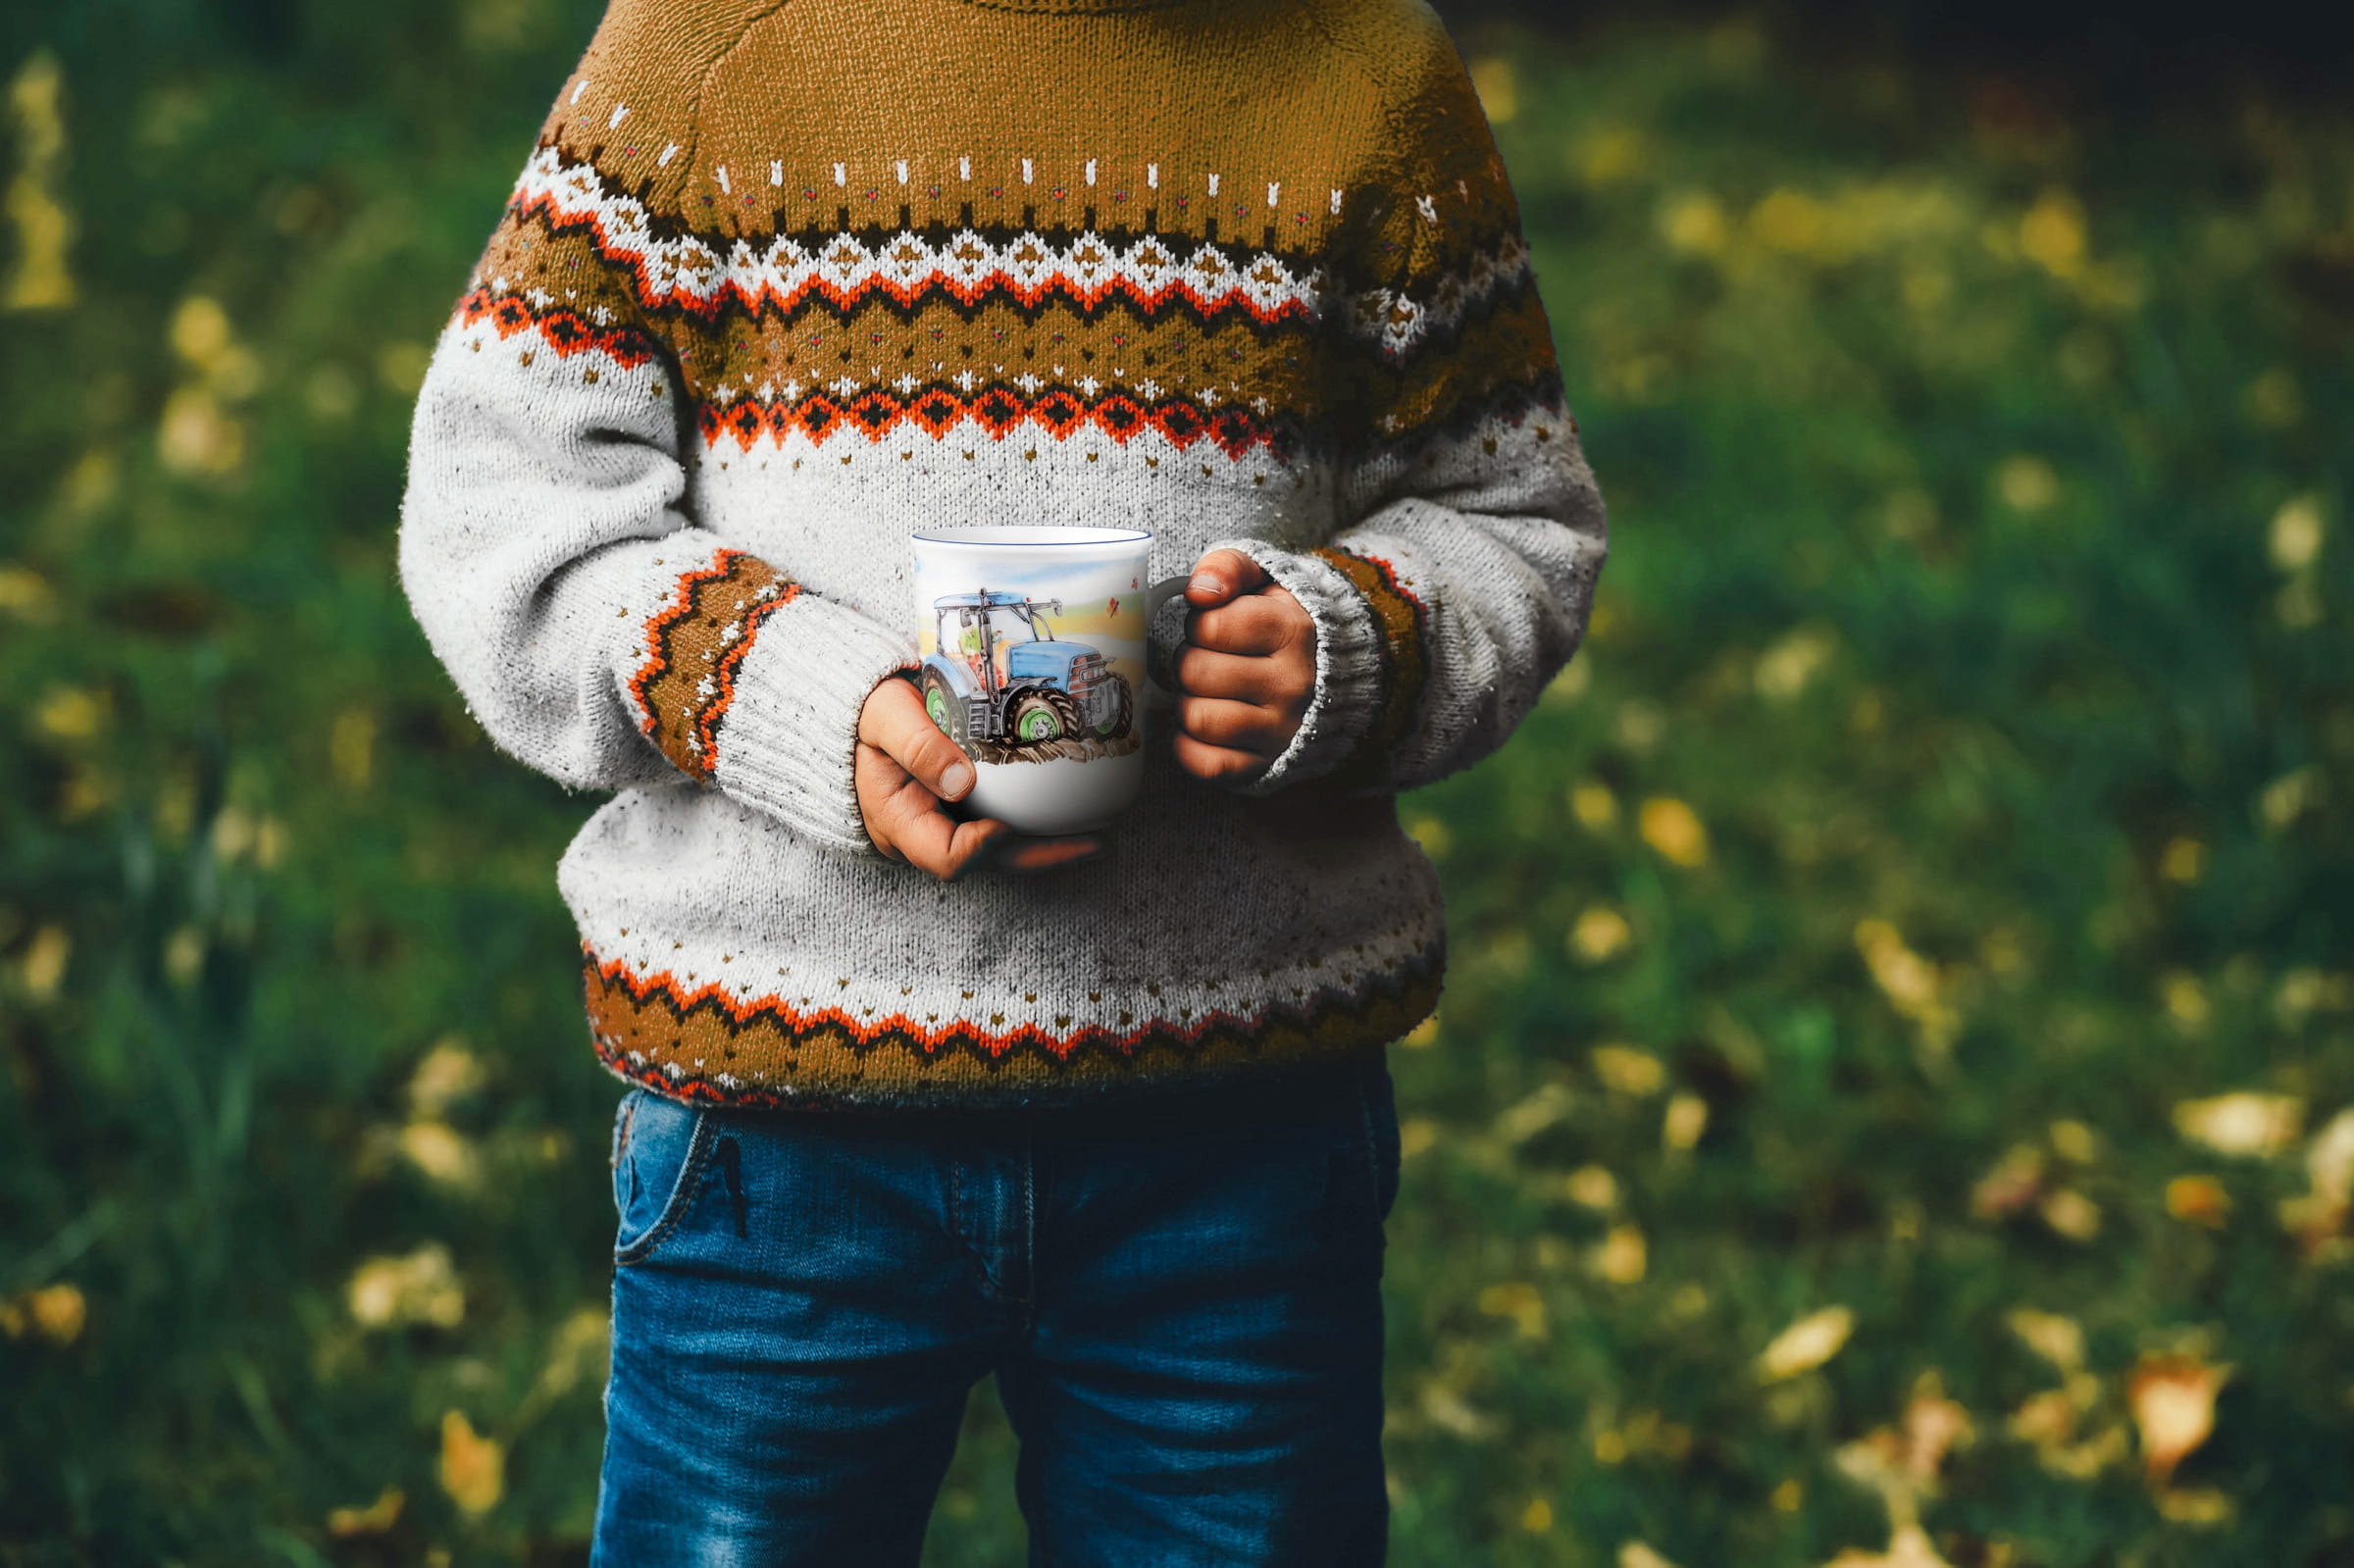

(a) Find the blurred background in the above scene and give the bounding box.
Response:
[0,0,2348,1562]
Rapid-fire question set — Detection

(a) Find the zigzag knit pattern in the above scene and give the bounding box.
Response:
[396,0,1609,1112]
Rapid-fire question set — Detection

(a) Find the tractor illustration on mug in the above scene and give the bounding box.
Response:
[919,588,1135,755]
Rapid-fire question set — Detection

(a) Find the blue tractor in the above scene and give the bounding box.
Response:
[919,588,1134,749]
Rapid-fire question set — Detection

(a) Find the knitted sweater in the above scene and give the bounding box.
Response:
[397,0,1608,1112]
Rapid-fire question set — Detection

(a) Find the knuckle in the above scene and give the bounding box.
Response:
[911,731,958,785]
[885,784,933,832]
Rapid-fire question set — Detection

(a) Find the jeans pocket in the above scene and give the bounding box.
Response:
[611,1089,713,1266]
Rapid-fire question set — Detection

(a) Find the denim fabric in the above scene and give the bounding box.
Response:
[590,1055,1403,1567]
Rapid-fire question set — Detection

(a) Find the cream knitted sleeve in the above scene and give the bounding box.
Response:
[396,139,916,857]
[1209,13,1608,799]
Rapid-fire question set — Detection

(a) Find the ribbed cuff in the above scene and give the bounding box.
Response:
[1203,536,1389,796]
[709,596,920,855]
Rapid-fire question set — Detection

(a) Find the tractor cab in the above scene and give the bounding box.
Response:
[921,586,1130,746]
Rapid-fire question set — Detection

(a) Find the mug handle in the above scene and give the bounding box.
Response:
[1141,575,1194,698]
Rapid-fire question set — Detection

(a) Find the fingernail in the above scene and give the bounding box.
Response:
[1188,572,1220,595]
[942,762,974,797]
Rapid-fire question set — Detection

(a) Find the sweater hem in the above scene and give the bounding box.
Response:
[580,940,1440,1113]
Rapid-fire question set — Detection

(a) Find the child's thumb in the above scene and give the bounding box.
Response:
[1186,547,1266,604]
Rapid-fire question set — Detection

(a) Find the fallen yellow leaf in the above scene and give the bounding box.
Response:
[33,683,108,739]
[1405,815,1452,860]
[2159,836,2207,885]
[2154,1486,2234,1525]
[1663,1092,1709,1150]
[1594,1225,1648,1286]
[408,1037,485,1117]
[2174,1092,2303,1158]
[1760,1305,1856,1382]
[327,1486,404,1537]
[2007,1309,2084,1372]
[1,1283,85,1345]
[1639,797,1711,868]
[1901,1374,1973,1479]
[1570,905,1632,963]
[347,1243,465,1330]
[1970,1144,2045,1218]
[29,1284,81,1344]
[1478,1282,1547,1340]
[1755,626,1838,701]
[1825,1523,1957,1568]
[19,924,70,1001]
[1418,1380,1495,1441]
[2128,1352,2229,1486]
[1592,1044,1665,1096]
[1855,920,1961,1054]
[2039,1188,2102,1241]
[1494,1081,1575,1145]
[1468,56,1518,125]
[1569,781,1619,830]
[2279,1106,2354,1255]
[2268,493,2326,573]
[1995,453,2060,511]
[2165,1175,2231,1228]
[397,1121,480,1189]
[1563,1164,1619,1211]
[2047,1119,2099,1163]
[438,1409,504,1515]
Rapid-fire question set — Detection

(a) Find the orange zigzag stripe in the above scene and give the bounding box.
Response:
[626,550,741,744]
[696,579,797,773]
[582,944,1440,1066]
[453,285,661,366]
[624,548,800,780]
[1311,545,1430,785]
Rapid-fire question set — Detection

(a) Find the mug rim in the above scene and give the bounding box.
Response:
[911,525,1152,547]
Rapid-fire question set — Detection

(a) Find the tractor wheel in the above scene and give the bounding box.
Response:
[920,668,967,745]
[1094,674,1134,738]
[1009,687,1082,746]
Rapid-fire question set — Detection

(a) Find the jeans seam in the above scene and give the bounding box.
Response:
[610,1091,639,1173]
[1015,1142,1037,1315]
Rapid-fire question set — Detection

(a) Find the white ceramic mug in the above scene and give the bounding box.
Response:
[908,525,1191,835]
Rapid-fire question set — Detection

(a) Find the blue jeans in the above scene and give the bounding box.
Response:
[590,1056,1402,1566]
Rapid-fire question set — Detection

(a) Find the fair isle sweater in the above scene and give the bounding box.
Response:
[397,0,1608,1112]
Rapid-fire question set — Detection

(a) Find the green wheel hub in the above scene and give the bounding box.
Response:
[1016,705,1060,741]
[925,685,950,730]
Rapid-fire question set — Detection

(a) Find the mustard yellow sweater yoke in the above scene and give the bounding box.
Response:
[397,0,1609,1112]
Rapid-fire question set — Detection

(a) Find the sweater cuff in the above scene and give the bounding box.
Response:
[708,593,920,855]
[1202,535,1389,796]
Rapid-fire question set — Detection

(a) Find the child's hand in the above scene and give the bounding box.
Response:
[855,677,1102,879]
[1172,548,1316,784]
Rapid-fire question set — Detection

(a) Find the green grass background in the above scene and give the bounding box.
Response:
[1,1,2349,1562]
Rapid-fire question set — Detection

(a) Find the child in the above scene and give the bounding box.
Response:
[397,0,1607,1559]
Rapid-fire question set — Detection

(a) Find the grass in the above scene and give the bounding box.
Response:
[0,2,2349,1563]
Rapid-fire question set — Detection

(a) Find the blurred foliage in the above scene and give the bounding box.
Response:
[1,0,2350,1563]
